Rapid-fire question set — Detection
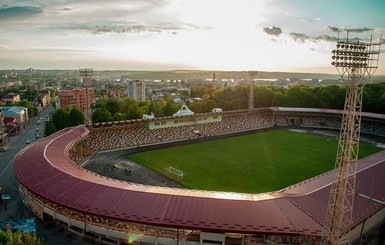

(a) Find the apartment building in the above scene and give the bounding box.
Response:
[127,80,145,101]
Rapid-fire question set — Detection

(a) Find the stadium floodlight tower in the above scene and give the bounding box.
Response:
[322,31,382,245]
[79,68,94,125]
[248,71,257,110]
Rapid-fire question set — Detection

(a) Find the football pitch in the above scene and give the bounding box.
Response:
[128,129,381,193]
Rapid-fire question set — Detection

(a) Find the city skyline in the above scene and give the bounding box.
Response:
[0,0,384,74]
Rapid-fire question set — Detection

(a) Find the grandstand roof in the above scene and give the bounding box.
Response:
[269,107,343,114]
[269,107,385,120]
[13,120,385,237]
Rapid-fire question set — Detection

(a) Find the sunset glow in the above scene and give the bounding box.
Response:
[0,0,384,74]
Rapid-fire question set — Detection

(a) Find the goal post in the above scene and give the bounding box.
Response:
[165,167,185,180]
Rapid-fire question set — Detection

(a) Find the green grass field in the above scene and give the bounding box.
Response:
[128,129,381,193]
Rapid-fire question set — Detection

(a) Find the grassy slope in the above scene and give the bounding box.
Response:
[128,130,381,193]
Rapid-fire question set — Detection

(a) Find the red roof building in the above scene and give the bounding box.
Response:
[58,88,94,114]
[1,92,20,104]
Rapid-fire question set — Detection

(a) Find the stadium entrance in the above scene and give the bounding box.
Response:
[288,117,300,126]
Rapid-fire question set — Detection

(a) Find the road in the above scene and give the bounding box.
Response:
[0,107,91,245]
[0,109,48,221]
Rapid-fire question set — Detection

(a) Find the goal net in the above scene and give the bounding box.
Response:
[165,167,185,180]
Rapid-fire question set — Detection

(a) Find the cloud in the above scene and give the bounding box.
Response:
[54,6,74,13]
[348,27,374,33]
[61,0,169,20]
[263,25,282,36]
[90,23,149,35]
[300,18,312,22]
[327,26,344,33]
[289,32,310,43]
[327,26,374,33]
[0,1,207,36]
[0,5,42,18]
[62,21,202,35]
[61,7,73,11]
[29,47,99,53]
[0,45,98,54]
[300,17,322,22]
[315,35,338,42]
[289,33,338,43]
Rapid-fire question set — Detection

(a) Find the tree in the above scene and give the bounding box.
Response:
[148,102,156,115]
[105,98,120,116]
[49,88,57,100]
[113,112,125,121]
[20,88,37,102]
[93,97,107,109]
[190,85,209,98]
[317,85,345,109]
[93,107,113,123]
[153,98,167,117]
[138,100,150,114]
[44,120,56,136]
[189,99,216,113]
[212,86,248,110]
[69,107,85,126]
[163,102,180,116]
[201,99,216,112]
[202,94,211,101]
[49,106,85,133]
[271,88,286,106]
[0,230,43,245]
[51,108,70,131]
[16,101,37,118]
[126,103,142,119]
[363,83,385,113]
[285,85,302,107]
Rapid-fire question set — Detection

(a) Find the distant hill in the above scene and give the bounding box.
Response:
[2,69,384,81]
[95,69,342,80]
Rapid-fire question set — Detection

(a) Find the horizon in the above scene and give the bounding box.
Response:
[4,68,385,79]
[0,0,384,75]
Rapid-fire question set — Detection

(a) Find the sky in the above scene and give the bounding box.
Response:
[0,0,384,74]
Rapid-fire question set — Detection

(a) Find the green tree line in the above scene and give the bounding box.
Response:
[188,83,385,113]
[91,97,181,123]
[90,83,385,123]
[0,230,43,245]
[44,106,84,136]
[45,83,385,133]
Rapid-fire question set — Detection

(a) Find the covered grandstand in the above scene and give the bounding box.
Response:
[13,107,385,245]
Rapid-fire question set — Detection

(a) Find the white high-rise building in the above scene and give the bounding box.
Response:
[127,80,145,101]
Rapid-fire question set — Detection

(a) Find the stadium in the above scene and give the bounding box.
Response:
[13,107,385,245]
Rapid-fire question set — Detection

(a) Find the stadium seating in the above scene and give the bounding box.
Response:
[68,109,385,167]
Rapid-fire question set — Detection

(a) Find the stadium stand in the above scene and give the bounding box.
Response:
[13,107,385,245]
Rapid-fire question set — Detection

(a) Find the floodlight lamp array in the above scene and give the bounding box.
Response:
[331,41,370,68]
